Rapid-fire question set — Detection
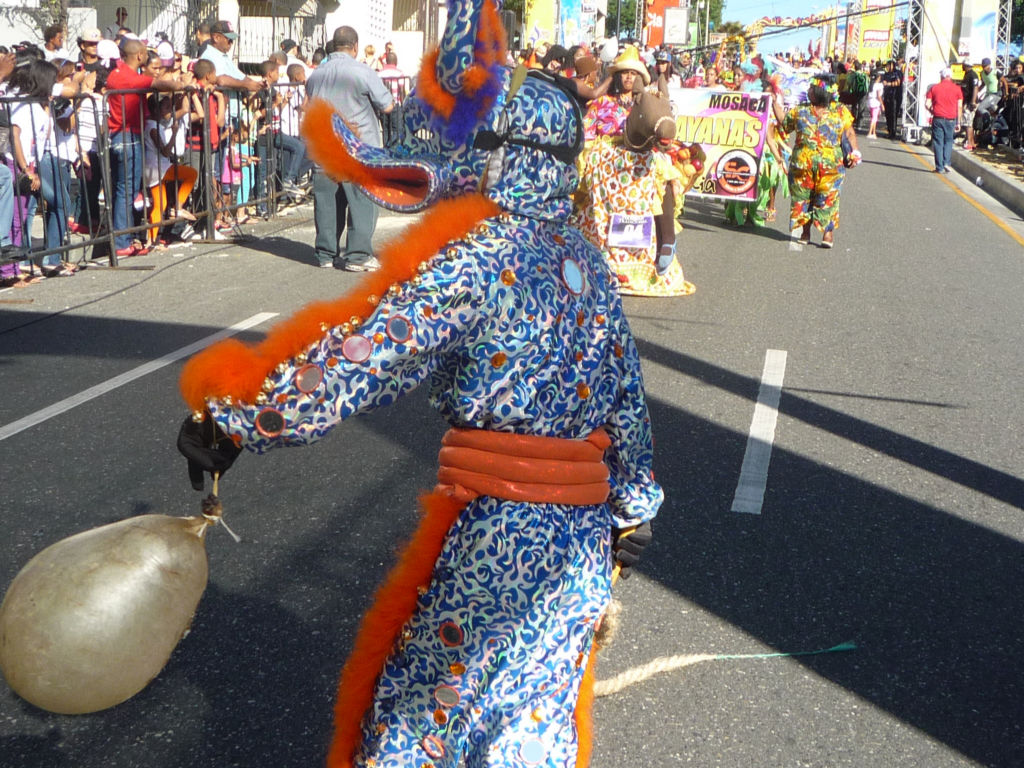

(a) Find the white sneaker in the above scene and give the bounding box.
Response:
[343,255,381,272]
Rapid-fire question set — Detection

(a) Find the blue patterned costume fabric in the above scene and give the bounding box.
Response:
[201,3,663,765]
[208,213,661,767]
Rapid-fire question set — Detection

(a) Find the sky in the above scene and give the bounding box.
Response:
[722,0,836,57]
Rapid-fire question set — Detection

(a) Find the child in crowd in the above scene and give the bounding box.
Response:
[73,66,108,235]
[53,60,81,240]
[277,63,310,201]
[221,124,256,226]
[145,94,198,245]
[187,59,226,232]
[867,73,884,139]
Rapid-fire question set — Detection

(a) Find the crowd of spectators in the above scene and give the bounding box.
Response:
[0,19,414,287]
[2,17,1020,288]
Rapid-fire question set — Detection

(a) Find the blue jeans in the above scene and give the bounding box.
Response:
[36,152,70,264]
[932,117,955,171]
[274,132,312,184]
[109,132,142,250]
[254,137,269,213]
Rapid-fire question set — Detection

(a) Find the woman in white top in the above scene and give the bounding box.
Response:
[867,74,885,139]
[144,93,197,244]
[8,59,72,272]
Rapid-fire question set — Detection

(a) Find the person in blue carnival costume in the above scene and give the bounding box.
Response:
[177,2,663,765]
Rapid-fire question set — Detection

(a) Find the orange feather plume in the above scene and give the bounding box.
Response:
[179,194,500,411]
[477,0,507,68]
[416,47,456,119]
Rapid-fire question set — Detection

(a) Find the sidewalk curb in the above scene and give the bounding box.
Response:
[950,148,1024,219]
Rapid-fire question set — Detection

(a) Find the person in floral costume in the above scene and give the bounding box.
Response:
[782,78,861,248]
[574,90,694,297]
[582,46,648,139]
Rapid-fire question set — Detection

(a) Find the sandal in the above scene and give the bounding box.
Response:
[43,262,78,278]
[10,274,44,287]
[765,209,777,222]
[821,232,834,249]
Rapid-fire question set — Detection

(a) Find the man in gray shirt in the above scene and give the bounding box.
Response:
[305,25,394,270]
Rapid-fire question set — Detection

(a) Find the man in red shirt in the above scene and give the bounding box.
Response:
[925,67,963,173]
[107,39,191,255]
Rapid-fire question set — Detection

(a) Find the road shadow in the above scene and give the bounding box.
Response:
[235,234,318,267]
[0,394,442,768]
[0,312,268,362]
[1,332,1022,766]
[635,338,1023,766]
[865,158,936,172]
[683,205,793,244]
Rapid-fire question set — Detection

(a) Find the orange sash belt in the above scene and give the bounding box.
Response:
[435,426,612,505]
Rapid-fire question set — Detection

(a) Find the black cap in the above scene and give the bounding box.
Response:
[210,20,237,40]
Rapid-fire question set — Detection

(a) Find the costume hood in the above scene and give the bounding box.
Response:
[302,0,583,222]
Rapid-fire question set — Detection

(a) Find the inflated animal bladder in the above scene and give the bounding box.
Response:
[0,513,212,714]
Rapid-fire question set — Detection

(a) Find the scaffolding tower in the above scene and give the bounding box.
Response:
[900,0,1014,142]
[997,0,1013,73]
[900,0,923,139]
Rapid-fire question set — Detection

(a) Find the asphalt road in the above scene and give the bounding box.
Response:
[1,138,1022,768]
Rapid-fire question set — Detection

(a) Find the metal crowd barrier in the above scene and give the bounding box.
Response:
[0,80,331,275]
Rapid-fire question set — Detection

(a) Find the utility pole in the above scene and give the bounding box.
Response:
[704,0,710,51]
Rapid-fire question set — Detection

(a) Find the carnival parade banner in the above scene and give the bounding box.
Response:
[671,88,772,201]
[856,1,897,62]
[559,0,586,46]
[523,0,557,46]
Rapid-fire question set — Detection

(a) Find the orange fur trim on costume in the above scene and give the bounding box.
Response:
[300,99,379,190]
[327,490,467,768]
[461,1,507,97]
[477,0,507,68]
[461,64,491,97]
[416,47,456,119]
[179,194,501,411]
[575,646,598,768]
[301,99,432,207]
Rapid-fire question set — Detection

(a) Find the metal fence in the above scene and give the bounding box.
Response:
[0,80,332,278]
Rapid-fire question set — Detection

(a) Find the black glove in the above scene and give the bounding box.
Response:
[612,521,653,579]
[177,414,242,491]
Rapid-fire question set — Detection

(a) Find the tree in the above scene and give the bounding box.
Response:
[607,0,640,40]
[718,20,746,36]
[0,0,67,42]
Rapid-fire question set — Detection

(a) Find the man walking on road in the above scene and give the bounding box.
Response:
[926,67,962,173]
[305,25,393,271]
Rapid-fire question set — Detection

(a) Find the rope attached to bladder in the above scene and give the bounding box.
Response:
[196,473,242,543]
